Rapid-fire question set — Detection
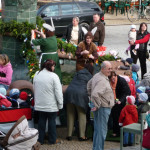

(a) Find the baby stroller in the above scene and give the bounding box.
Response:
[0,116,40,150]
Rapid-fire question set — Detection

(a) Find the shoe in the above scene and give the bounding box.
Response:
[132,49,137,55]
[66,136,72,141]
[123,144,128,147]
[128,143,133,146]
[78,137,88,141]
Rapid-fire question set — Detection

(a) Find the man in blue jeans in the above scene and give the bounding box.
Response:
[87,61,114,150]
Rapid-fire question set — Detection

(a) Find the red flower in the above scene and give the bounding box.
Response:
[30,63,34,66]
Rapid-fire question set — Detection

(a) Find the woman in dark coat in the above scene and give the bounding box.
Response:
[130,22,149,79]
[109,71,131,137]
[64,64,94,141]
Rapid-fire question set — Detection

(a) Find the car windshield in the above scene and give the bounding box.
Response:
[37,5,45,14]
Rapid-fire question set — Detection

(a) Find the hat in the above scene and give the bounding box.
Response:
[9,88,20,99]
[139,93,148,102]
[132,64,140,72]
[126,96,135,105]
[136,86,146,93]
[0,87,6,96]
[131,24,136,29]
[19,92,28,101]
[126,58,133,65]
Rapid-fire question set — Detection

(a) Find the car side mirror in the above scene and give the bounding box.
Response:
[41,13,47,18]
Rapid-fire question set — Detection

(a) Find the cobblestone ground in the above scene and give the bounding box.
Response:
[41,12,149,150]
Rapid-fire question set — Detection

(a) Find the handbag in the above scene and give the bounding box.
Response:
[142,127,150,148]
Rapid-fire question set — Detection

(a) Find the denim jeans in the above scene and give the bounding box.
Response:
[93,107,111,150]
[123,132,134,145]
[38,111,57,144]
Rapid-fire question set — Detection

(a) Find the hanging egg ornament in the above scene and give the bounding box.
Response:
[30,69,33,72]
[26,60,29,64]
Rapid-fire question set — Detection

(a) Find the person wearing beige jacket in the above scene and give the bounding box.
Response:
[87,61,114,150]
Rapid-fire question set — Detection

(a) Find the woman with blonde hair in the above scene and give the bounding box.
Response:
[0,54,13,90]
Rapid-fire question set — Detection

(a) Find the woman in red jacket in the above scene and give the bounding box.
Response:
[119,96,138,147]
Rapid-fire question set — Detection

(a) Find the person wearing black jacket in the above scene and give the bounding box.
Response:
[131,22,149,79]
[109,71,131,137]
[64,17,83,45]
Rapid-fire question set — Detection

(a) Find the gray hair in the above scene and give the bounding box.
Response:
[101,62,106,69]
[73,17,79,22]
[101,61,110,69]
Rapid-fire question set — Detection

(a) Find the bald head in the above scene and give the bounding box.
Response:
[101,61,112,77]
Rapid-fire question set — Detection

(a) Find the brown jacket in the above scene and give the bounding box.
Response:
[87,72,114,109]
[75,41,98,71]
[89,21,105,46]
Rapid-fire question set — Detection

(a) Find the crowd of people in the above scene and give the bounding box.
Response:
[0,12,150,150]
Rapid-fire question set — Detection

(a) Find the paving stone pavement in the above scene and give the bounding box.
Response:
[40,12,150,150]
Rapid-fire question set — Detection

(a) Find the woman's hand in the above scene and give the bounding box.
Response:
[34,29,46,38]
[81,50,89,55]
[89,54,94,59]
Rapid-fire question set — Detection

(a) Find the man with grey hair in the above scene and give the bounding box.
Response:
[64,17,83,45]
[87,61,114,150]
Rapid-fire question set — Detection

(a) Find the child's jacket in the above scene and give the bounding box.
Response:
[119,104,138,126]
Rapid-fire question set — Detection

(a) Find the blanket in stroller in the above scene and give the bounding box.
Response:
[1,116,39,150]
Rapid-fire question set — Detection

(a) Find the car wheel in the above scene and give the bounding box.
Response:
[80,22,89,30]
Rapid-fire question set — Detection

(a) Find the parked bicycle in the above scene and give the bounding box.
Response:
[127,0,150,22]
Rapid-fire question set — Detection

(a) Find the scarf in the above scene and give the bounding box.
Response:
[110,76,118,100]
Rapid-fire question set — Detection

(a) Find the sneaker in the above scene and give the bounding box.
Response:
[124,50,129,56]
[132,49,137,55]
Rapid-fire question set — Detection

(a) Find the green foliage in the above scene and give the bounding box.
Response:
[62,72,75,85]
[57,38,77,57]
[98,54,116,64]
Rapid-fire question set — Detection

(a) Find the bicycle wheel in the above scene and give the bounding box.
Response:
[127,7,139,22]
[145,6,150,21]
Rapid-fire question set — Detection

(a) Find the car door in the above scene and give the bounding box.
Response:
[39,4,60,32]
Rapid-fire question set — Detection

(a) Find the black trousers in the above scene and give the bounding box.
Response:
[130,48,147,79]
[111,104,124,135]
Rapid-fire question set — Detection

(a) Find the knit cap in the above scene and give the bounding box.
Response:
[126,96,135,105]
[126,58,133,65]
[139,93,148,102]
[19,91,28,101]
[136,86,146,93]
[0,87,6,96]
[132,64,140,72]
[131,24,136,29]
[9,88,20,99]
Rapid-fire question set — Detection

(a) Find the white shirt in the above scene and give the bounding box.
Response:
[71,25,79,41]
